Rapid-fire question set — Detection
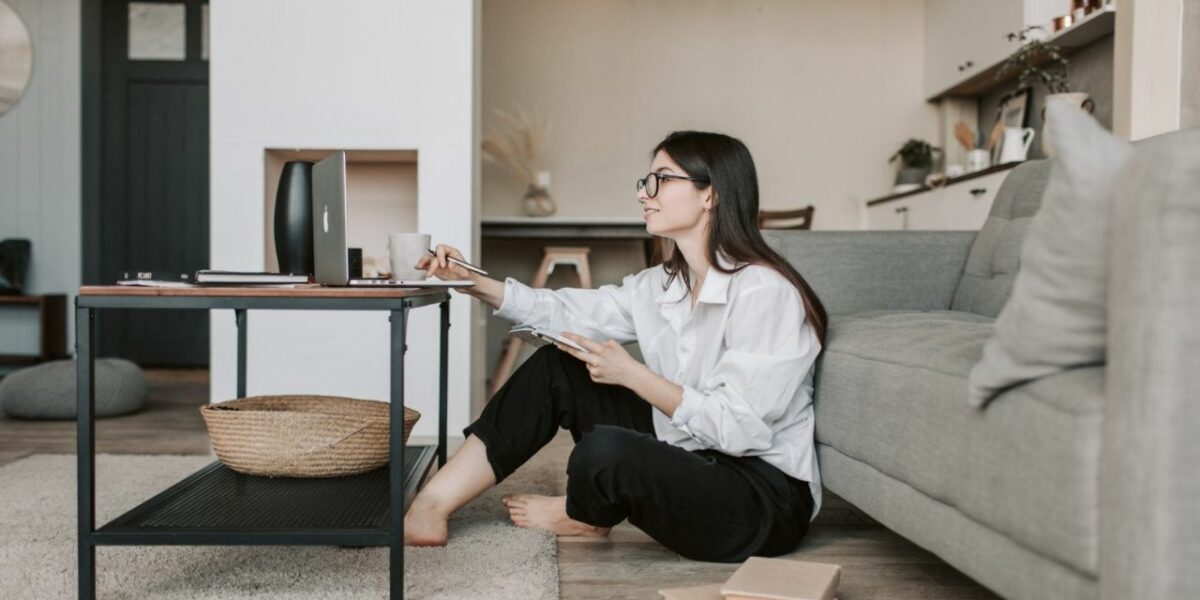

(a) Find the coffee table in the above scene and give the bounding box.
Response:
[75,285,451,599]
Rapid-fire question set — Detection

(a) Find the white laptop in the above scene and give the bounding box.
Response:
[311,151,474,288]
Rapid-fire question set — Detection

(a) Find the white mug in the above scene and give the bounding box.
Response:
[965,149,990,173]
[387,233,431,281]
[999,127,1036,163]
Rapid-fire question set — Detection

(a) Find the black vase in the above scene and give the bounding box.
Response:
[274,161,315,275]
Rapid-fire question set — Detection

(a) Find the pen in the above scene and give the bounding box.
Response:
[428,248,489,276]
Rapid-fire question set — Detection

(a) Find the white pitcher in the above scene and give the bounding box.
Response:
[999,127,1036,163]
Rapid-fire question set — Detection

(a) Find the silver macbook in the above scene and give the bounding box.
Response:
[311,151,473,288]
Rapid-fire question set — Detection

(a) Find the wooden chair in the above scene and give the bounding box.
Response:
[488,246,592,397]
[758,206,815,230]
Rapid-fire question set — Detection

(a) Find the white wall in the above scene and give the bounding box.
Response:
[0,0,79,361]
[209,0,480,438]
[1114,0,1186,139]
[482,0,938,230]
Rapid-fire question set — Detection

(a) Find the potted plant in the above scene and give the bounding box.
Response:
[997,27,1076,96]
[997,26,1093,155]
[889,139,940,192]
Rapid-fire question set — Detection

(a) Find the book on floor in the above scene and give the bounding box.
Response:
[720,557,841,600]
[658,582,725,600]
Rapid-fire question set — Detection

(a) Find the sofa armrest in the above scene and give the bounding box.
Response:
[762,230,976,315]
[1101,140,1200,598]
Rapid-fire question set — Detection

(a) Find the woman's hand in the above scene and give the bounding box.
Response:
[411,243,508,307]
[555,332,648,388]
[415,243,473,280]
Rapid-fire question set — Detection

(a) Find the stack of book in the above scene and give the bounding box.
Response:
[117,270,310,288]
[659,558,841,600]
[193,270,309,285]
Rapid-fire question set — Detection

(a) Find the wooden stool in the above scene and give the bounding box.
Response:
[488,246,592,397]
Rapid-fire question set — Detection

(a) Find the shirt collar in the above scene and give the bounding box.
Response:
[656,252,739,306]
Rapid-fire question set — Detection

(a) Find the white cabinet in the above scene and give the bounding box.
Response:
[924,0,1021,98]
[923,1,1061,99]
[867,189,947,231]
[941,170,1009,229]
[866,168,1014,231]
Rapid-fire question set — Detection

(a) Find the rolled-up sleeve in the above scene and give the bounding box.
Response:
[669,283,820,456]
[492,273,640,344]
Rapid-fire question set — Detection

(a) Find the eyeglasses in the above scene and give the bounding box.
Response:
[636,172,707,198]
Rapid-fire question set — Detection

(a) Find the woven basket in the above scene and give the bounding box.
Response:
[199,395,420,478]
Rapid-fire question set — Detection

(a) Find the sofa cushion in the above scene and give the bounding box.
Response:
[815,311,1103,575]
[815,310,994,506]
[967,102,1132,407]
[957,365,1103,576]
[950,160,1049,319]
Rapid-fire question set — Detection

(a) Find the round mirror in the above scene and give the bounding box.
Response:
[0,1,32,115]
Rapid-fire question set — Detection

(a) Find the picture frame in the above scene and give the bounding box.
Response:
[993,87,1031,164]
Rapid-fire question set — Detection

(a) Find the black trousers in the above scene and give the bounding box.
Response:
[463,345,813,563]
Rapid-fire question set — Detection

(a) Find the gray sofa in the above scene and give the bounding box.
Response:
[763,127,1198,599]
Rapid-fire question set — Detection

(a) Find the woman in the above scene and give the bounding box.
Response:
[406,130,827,563]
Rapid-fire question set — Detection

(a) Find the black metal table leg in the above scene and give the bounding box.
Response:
[389,305,408,599]
[235,309,247,398]
[76,305,96,600]
[439,300,449,467]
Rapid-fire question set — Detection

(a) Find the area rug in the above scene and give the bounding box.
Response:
[0,453,559,599]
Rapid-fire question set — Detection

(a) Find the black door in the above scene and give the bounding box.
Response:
[96,0,209,365]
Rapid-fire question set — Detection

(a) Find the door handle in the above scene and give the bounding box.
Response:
[969,188,987,196]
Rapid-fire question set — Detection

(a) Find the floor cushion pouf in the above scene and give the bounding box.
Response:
[0,358,146,419]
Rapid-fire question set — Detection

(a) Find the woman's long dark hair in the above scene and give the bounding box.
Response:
[652,131,828,346]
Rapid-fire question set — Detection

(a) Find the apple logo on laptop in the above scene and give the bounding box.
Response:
[323,205,329,233]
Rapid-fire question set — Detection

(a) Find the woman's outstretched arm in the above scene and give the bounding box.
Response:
[417,243,504,307]
[420,243,642,343]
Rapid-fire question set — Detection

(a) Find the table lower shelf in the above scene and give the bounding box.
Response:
[94,445,437,546]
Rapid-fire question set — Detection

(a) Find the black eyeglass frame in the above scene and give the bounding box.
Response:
[636,172,708,198]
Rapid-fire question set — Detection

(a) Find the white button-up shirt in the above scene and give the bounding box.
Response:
[493,253,822,519]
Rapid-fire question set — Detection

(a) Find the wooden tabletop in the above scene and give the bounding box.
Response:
[79,284,450,298]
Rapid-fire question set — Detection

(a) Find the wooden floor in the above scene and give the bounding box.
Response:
[0,369,998,599]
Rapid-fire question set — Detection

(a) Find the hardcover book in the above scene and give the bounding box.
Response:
[720,558,841,600]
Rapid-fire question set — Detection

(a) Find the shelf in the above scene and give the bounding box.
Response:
[0,353,68,365]
[867,161,1021,207]
[929,6,1115,101]
[0,295,59,305]
[94,445,437,545]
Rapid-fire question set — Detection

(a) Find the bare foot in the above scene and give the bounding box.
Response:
[404,499,449,546]
[502,494,611,538]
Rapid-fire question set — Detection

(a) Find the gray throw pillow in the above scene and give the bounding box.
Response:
[968,100,1132,407]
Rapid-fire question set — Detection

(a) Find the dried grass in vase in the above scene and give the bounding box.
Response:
[483,107,556,216]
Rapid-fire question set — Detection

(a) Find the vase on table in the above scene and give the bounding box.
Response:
[274,161,315,275]
[522,170,556,216]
